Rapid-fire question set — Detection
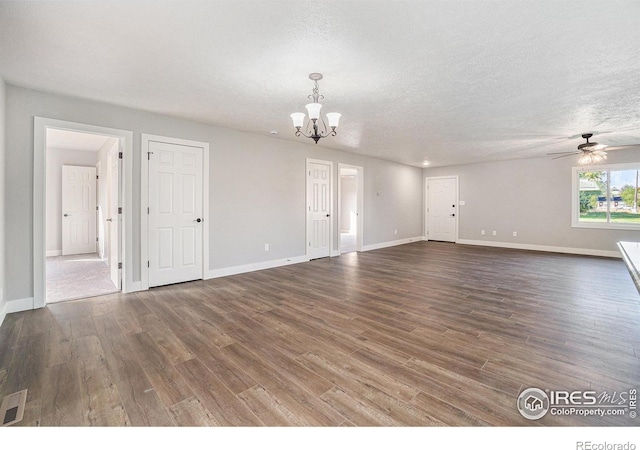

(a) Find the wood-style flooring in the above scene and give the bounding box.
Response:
[1,242,639,426]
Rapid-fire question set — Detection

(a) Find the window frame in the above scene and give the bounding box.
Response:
[571,162,640,231]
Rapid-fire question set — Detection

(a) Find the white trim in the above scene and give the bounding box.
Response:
[141,134,210,290]
[306,158,334,259]
[337,163,364,255]
[572,163,640,231]
[362,236,424,252]
[46,250,62,257]
[34,117,133,309]
[457,239,621,258]
[206,255,309,279]
[0,297,36,328]
[425,175,459,243]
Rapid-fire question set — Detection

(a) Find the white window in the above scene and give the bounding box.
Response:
[572,163,640,230]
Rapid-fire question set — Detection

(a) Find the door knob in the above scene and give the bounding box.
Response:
[194,218,202,223]
[106,218,112,222]
[326,214,330,217]
[450,214,455,217]
[64,214,70,217]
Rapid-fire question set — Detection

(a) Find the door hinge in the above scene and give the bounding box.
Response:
[118,207,122,214]
[147,152,153,160]
[96,206,99,211]
[119,152,123,159]
[96,237,99,242]
[147,207,150,214]
[147,261,150,268]
[96,175,99,179]
[118,262,122,269]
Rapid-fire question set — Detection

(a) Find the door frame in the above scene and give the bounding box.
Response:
[425,175,459,243]
[140,134,210,290]
[337,163,364,254]
[33,117,133,309]
[306,158,335,259]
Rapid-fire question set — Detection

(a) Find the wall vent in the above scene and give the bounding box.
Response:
[1,389,27,427]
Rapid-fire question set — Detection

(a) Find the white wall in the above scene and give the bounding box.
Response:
[0,77,6,324]
[424,149,640,254]
[45,147,100,255]
[4,85,424,303]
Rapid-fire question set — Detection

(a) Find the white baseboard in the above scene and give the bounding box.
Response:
[206,255,309,279]
[362,236,425,252]
[46,250,62,257]
[456,239,621,258]
[0,297,35,328]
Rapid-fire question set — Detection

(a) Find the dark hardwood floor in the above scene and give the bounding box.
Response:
[1,242,638,426]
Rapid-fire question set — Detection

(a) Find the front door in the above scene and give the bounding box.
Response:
[61,165,97,255]
[148,141,203,287]
[427,177,457,242]
[307,160,333,259]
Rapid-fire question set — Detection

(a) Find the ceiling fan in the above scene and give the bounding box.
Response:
[547,133,638,164]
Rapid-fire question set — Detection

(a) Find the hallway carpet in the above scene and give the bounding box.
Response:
[46,253,118,303]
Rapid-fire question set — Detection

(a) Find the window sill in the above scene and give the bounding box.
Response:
[572,222,640,231]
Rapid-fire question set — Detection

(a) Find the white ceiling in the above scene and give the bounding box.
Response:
[1,1,639,167]
[47,128,115,152]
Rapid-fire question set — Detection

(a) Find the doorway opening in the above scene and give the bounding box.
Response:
[338,164,364,254]
[45,129,121,303]
[34,117,133,309]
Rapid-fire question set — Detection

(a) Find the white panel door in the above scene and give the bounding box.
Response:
[427,178,457,242]
[107,148,121,289]
[307,161,332,259]
[62,165,97,255]
[149,141,203,287]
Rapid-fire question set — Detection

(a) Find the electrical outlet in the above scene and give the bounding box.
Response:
[481,230,485,235]
[492,230,497,236]
[264,244,269,251]
[512,231,517,237]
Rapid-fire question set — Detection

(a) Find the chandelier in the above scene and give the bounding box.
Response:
[290,73,341,144]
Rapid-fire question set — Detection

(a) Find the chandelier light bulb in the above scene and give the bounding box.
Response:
[290,112,305,128]
[305,103,322,120]
[326,112,341,128]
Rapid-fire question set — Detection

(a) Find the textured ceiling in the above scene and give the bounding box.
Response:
[1,0,639,167]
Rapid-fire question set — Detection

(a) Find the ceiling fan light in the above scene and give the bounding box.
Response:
[290,112,305,128]
[578,153,592,165]
[305,103,322,120]
[326,112,341,128]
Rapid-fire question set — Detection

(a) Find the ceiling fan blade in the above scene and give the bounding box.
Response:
[547,150,580,155]
[605,144,640,150]
[552,154,580,160]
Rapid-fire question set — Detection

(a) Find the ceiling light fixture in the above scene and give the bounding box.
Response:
[577,133,607,165]
[422,160,430,166]
[290,73,341,144]
[578,151,607,165]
